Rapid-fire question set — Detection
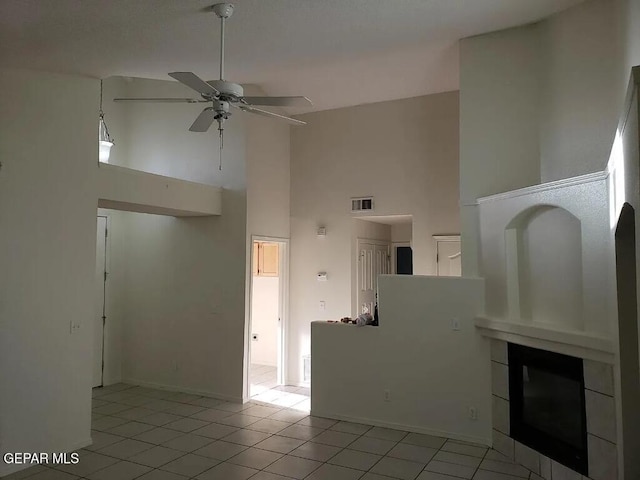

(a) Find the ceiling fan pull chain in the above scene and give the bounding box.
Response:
[219,127,223,171]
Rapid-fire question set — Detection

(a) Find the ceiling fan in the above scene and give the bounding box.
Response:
[114,2,312,169]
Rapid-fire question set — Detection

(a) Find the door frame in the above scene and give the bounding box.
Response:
[247,235,290,395]
[433,235,461,276]
[95,214,110,388]
[356,238,391,316]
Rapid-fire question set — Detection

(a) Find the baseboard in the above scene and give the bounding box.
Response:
[310,409,491,447]
[0,436,92,478]
[122,378,243,403]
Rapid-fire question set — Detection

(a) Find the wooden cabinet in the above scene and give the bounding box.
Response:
[253,241,279,277]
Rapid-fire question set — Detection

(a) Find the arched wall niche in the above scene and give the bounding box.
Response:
[505,204,584,330]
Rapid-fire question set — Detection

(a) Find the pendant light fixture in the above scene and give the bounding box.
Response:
[98,79,114,163]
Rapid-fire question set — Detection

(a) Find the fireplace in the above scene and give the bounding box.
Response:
[508,343,588,476]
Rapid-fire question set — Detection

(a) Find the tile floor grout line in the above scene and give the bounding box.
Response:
[24,382,540,480]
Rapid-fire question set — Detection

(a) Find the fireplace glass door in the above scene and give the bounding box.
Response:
[508,344,588,476]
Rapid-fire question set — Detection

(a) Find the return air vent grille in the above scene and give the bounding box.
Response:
[351,197,374,212]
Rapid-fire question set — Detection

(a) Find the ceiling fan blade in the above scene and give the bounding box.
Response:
[169,72,220,96]
[189,108,216,132]
[238,105,306,126]
[242,96,313,107]
[113,97,208,103]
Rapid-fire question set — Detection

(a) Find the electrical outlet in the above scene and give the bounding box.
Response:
[319,301,326,311]
[69,321,81,334]
[252,334,259,341]
[384,389,391,402]
[469,406,478,420]
[451,317,461,331]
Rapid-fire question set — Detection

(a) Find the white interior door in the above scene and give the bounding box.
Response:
[357,240,390,315]
[436,239,462,277]
[93,216,107,387]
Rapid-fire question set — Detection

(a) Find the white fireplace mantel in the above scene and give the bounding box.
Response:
[475,316,616,364]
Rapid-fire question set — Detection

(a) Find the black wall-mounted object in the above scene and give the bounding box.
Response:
[508,343,588,476]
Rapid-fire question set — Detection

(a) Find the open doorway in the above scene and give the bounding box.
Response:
[249,237,288,400]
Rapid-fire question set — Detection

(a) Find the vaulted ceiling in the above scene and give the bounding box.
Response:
[0,0,584,112]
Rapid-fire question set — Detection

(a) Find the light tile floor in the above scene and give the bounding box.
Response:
[249,365,310,410]
[6,383,538,480]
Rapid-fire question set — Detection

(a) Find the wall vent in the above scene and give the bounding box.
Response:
[351,197,374,212]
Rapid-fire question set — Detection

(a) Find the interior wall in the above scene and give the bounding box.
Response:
[391,222,413,243]
[120,201,246,400]
[519,207,584,329]
[312,276,490,444]
[538,0,624,182]
[459,0,629,276]
[614,203,640,480]
[289,92,460,384]
[245,96,291,239]
[106,77,248,400]
[0,68,97,475]
[622,0,640,79]
[459,23,542,276]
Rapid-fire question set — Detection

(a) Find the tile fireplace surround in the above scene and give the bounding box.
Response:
[490,339,617,480]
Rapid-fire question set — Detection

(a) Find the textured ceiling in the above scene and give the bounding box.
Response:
[0,0,584,112]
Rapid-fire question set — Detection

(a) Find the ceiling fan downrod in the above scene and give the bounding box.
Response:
[211,3,234,81]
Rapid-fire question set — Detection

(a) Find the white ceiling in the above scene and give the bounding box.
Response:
[0,0,584,113]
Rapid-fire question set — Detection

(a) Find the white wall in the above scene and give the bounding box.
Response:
[459,0,628,276]
[538,0,624,182]
[96,162,222,216]
[245,99,291,239]
[311,276,490,444]
[391,222,412,243]
[102,77,248,400]
[459,23,542,276]
[622,0,640,79]
[250,276,279,367]
[244,94,291,392]
[100,78,293,400]
[0,68,97,476]
[290,92,460,384]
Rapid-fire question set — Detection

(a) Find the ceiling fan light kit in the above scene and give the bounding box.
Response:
[113,2,312,170]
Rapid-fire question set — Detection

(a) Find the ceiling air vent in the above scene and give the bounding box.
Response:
[351,197,374,213]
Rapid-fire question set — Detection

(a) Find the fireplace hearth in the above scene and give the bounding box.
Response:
[508,343,588,476]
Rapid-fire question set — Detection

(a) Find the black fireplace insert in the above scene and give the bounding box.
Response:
[508,343,588,476]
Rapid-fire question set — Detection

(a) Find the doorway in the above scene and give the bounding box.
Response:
[434,235,462,277]
[615,202,640,479]
[249,237,288,399]
[357,238,390,315]
[93,215,108,387]
[392,243,413,274]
